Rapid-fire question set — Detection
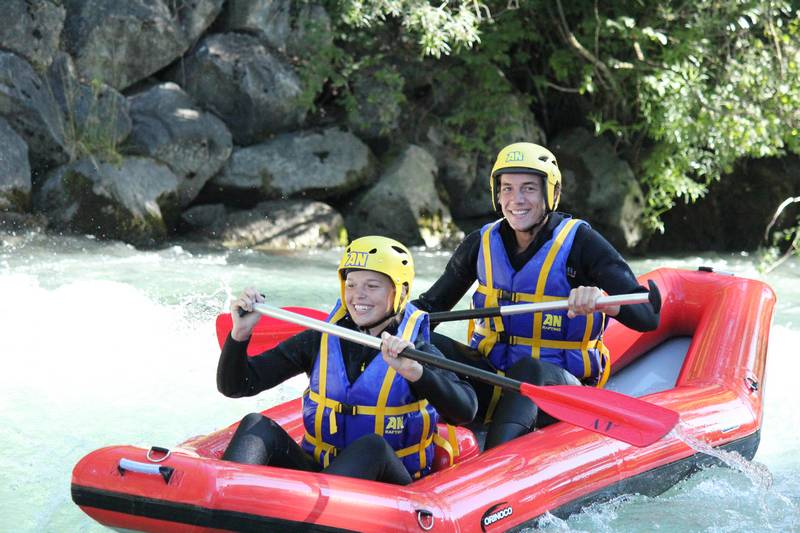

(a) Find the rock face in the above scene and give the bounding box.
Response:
[0,52,70,169]
[215,0,332,57]
[208,128,375,204]
[167,33,305,145]
[61,0,188,90]
[170,0,225,46]
[216,0,291,52]
[0,0,66,71]
[47,53,132,162]
[125,82,232,207]
[182,200,344,250]
[345,145,461,247]
[0,118,32,212]
[552,128,645,249]
[34,157,180,247]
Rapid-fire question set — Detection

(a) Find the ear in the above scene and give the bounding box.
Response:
[553,182,561,206]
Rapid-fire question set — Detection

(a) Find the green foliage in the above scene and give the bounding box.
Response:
[307,0,800,243]
[338,0,485,57]
[437,18,529,153]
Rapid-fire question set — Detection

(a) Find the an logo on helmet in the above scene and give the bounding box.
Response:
[343,251,369,268]
[505,151,524,162]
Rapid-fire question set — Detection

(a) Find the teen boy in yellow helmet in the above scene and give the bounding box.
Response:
[218,236,477,484]
[414,142,659,449]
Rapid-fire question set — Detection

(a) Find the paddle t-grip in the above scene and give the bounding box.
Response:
[647,280,661,313]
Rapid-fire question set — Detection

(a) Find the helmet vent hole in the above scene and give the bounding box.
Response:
[369,248,377,254]
[345,247,350,253]
[401,260,408,265]
[391,246,408,255]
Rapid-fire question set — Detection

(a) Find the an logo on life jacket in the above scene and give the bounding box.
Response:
[542,313,562,331]
[481,502,513,531]
[343,251,369,268]
[505,151,524,162]
[385,415,404,434]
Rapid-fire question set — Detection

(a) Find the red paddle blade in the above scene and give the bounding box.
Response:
[520,383,679,447]
[215,307,328,355]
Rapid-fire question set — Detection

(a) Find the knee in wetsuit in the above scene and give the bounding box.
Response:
[325,434,412,485]
[485,358,579,449]
[222,412,278,465]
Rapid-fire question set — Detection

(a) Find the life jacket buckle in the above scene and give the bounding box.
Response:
[498,289,515,302]
[336,402,358,416]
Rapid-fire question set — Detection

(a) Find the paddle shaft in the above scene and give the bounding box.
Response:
[252,303,523,392]
[429,280,660,323]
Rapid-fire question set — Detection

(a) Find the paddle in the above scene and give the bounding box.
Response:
[247,302,679,447]
[429,280,661,323]
[217,307,329,354]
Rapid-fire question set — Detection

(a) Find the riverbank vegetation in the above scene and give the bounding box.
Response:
[322,0,800,263]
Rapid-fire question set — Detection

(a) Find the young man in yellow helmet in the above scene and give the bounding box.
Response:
[414,142,659,449]
[217,236,477,484]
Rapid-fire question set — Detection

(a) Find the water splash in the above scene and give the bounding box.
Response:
[671,423,773,490]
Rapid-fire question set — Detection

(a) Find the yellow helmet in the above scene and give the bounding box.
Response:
[490,142,561,212]
[338,235,415,313]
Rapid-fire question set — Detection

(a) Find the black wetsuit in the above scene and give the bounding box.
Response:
[412,212,659,448]
[217,314,478,485]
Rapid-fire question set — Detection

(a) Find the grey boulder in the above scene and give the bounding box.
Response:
[552,128,645,250]
[345,145,462,247]
[0,52,69,169]
[167,33,305,145]
[61,0,188,90]
[182,200,344,250]
[0,118,32,212]
[0,0,65,71]
[209,128,375,202]
[34,157,180,247]
[125,82,232,207]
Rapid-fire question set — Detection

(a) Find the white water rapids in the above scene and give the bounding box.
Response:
[0,232,798,531]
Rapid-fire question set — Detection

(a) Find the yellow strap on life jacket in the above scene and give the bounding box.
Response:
[306,390,430,417]
[432,429,456,468]
[309,304,348,462]
[475,284,563,304]
[530,219,580,359]
[476,220,505,355]
[305,307,432,467]
[483,369,506,424]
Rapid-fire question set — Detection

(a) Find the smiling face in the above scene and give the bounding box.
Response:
[498,172,547,232]
[343,269,396,328]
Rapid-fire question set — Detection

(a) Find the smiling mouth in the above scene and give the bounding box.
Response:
[353,304,373,313]
[510,210,530,216]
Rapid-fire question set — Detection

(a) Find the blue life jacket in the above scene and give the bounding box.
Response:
[302,301,438,478]
[469,217,609,384]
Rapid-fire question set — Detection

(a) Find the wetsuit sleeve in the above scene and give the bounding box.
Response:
[216,329,320,398]
[412,230,482,313]
[570,225,659,331]
[407,340,478,426]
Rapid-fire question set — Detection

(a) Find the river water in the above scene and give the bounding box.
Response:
[0,231,798,532]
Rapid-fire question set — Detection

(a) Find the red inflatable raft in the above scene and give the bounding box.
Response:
[71,267,775,532]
